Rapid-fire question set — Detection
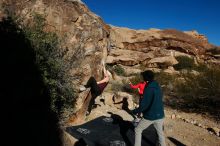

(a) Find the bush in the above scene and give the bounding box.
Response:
[113,65,126,76]
[194,63,208,72]
[24,13,75,114]
[173,66,220,120]
[155,72,177,94]
[176,66,220,99]
[174,56,195,71]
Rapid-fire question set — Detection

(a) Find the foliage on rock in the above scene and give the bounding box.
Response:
[24,13,75,114]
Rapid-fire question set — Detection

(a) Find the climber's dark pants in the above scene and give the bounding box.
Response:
[85,77,101,114]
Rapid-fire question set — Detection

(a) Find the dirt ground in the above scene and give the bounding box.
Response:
[164,107,220,146]
[85,101,220,146]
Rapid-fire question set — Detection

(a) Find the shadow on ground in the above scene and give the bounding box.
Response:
[66,114,157,146]
[168,137,186,146]
[0,17,62,145]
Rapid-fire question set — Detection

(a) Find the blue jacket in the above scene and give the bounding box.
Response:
[132,81,165,120]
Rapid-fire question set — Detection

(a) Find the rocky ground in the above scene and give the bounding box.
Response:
[164,108,220,146]
[80,96,220,146]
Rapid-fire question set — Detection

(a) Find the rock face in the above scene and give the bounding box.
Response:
[106,48,153,66]
[0,0,111,124]
[108,26,218,69]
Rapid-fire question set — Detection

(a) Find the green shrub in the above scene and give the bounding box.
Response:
[24,13,75,114]
[113,65,126,76]
[174,56,195,70]
[155,72,177,94]
[196,67,220,99]
[129,74,142,84]
[173,66,220,118]
[176,66,220,99]
[194,63,208,72]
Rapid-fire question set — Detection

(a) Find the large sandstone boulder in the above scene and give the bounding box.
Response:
[106,48,154,65]
[147,56,178,68]
[119,65,142,76]
[99,92,115,107]
[1,0,111,124]
[108,26,218,67]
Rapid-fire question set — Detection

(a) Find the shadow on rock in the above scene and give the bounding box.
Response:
[1,17,62,146]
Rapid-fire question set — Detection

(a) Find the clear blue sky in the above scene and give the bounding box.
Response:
[82,0,220,46]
